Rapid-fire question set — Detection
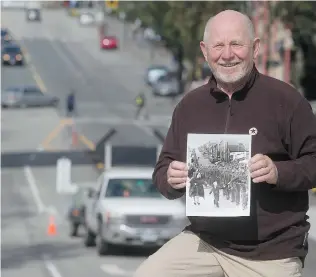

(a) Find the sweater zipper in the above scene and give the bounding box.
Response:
[224,100,231,134]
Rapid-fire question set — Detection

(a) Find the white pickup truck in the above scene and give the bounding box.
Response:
[83,166,188,255]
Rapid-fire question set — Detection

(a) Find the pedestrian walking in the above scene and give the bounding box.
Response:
[134,10,316,277]
[135,93,147,119]
[66,89,76,117]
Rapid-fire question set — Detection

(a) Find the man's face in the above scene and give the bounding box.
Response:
[200,17,260,84]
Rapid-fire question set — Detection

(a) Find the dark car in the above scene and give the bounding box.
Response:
[2,43,24,66]
[26,8,41,22]
[1,28,13,43]
[67,187,94,237]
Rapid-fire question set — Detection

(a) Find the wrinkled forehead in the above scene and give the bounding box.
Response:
[208,20,250,45]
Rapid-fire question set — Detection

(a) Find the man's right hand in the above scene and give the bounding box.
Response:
[167,161,188,190]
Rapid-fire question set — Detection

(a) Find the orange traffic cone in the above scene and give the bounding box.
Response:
[47,216,57,236]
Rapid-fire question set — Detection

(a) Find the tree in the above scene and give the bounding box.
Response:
[273,1,316,99]
[120,1,247,83]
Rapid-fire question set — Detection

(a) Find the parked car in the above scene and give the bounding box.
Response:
[1,85,59,108]
[67,186,94,237]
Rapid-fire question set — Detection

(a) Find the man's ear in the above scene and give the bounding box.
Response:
[200,41,208,61]
[253,38,260,60]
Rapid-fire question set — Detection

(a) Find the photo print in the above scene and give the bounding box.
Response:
[186,133,252,217]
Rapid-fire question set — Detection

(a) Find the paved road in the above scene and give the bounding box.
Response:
[1,9,171,147]
[1,54,71,151]
[2,164,316,277]
[1,166,151,277]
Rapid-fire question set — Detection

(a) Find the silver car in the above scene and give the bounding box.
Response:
[152,73,182,97]
[1,85,59,108]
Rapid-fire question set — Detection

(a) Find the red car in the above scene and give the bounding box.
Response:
[100,36,118,49]
[98,23,118,50]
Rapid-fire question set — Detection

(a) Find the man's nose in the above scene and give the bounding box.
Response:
[221,45,234,60]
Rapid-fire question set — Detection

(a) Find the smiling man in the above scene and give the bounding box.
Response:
[134,10,316,277]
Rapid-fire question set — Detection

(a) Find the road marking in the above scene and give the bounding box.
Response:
[134,121,156,137]
[23,166,60,217]
[40,119,73,150]
[9,30,48,93]
[43,254,63,277]
[24,166,46,213]
[100,264,131,276]
[78,134,95,150]
[29,64,48,93]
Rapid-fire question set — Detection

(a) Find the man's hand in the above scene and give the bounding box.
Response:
[167,161,188,190]
[248,154,278,185]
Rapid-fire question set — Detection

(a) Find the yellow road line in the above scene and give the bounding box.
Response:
[30,65,47,93]
[21,45,48,93]
[78,135,105,170]
[40,119,72,150]
[78,134,96,151]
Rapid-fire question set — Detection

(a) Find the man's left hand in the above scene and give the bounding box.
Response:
[248,154,278,185]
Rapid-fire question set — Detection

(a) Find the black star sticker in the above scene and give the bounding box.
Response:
[250,128,257,134]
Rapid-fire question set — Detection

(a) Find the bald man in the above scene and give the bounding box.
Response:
[133,10,316,277]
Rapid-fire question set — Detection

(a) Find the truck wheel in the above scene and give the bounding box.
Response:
[83,227,96,247]
[97,220,109,256]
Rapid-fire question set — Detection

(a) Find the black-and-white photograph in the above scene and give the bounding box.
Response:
[186,133,252,217]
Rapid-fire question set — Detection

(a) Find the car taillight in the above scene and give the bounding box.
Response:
[3,54,10,61]
[16,54,22,60]
[103,39,110,45]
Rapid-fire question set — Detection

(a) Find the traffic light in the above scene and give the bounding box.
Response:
[105,0,118,10]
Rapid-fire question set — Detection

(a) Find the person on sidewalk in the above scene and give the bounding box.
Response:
[66,89,76,117]
[134,10,316,277]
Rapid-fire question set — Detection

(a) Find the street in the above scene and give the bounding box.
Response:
[1,8,170,149]
[1,6,316,277]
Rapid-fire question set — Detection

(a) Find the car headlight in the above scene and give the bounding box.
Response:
[104,211,124,224]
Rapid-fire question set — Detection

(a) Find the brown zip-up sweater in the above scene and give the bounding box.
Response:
[153,66,316,261]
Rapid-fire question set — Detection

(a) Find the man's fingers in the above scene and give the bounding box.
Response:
[250,167,270,179]
[252,175,269,183]
[170,161,187,171]
[168,177,187,185]
[249,154,265,165]
[249,159,268,172]
[172,182,187,190]
[168,169,188,178]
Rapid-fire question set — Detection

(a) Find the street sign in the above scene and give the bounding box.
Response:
[105,0,118,10]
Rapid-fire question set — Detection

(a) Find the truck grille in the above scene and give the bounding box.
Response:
[125,215,171,226]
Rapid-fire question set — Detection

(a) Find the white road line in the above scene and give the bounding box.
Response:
[42,254,63,277]
[23,166,60,217]
[24,166,46,214]
[100,264,131,276]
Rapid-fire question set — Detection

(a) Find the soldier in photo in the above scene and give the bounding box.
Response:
[209,180,220,208]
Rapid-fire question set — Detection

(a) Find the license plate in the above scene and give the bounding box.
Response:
[140,230,158,242]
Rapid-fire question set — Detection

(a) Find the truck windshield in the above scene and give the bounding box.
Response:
[105,178,162,198]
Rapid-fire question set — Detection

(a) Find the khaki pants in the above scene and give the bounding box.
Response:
[134,231,303,277]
